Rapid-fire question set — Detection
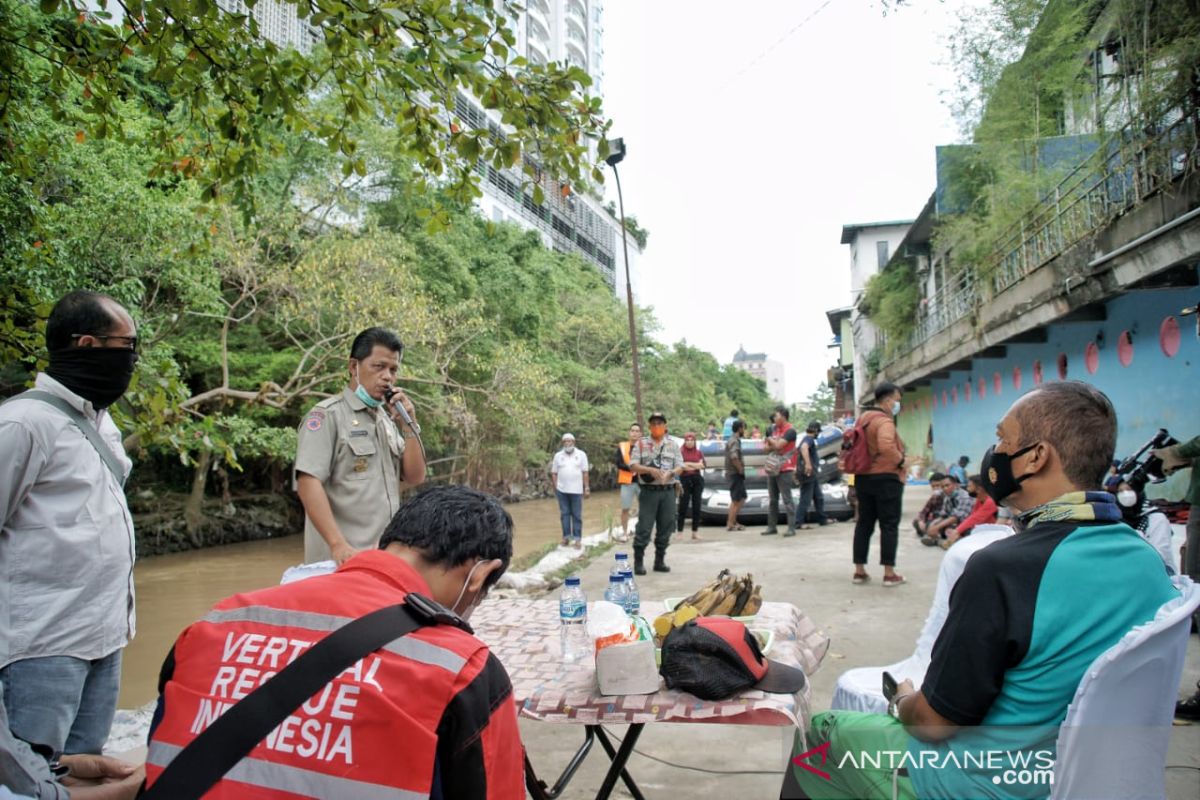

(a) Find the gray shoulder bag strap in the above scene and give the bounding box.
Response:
[12,390,128,485]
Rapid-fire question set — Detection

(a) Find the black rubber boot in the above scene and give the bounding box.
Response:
[634,547,647,576]
[653,549,671,573]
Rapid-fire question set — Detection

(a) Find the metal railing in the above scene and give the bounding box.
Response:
[888,104,1199,360]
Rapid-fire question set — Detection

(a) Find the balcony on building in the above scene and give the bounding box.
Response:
[861,3,1200,398]
[526,34,550,65]
[565,36,588,69]
[526,10,551,49]
[566,0,587,38]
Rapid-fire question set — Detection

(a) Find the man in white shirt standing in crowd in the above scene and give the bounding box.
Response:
[0,290,139,758]
[551,433,590,549]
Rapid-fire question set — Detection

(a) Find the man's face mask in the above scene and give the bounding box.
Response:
[354,366,383,409]
[979,442,1040,505]
[450,560,490,622]
[563,442,575,453]
[46,346,138,409]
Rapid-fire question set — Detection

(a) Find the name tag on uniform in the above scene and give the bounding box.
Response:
[350,430,369,437]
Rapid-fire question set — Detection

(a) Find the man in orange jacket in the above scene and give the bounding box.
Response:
[851,382,907,587]
[145,485,525,799]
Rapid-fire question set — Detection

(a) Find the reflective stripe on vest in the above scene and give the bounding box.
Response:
[147,741,428,800]
[202,606,467,673]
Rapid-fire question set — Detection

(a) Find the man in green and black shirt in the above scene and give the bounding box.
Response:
[782,381,1179,799]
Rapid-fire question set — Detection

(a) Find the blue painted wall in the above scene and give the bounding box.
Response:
[925,277,1199,499]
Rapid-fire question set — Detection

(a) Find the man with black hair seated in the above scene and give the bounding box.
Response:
[912,473,948,538]
[145,485,525,799]
[782,381,1179,799]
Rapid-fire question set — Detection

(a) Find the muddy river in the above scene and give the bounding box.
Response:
[118,490,623,707]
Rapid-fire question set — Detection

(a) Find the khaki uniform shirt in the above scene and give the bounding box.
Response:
[630,436,683,485]
[294,388,406,562]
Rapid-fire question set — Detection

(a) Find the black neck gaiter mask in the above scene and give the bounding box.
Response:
[45,347,138,409]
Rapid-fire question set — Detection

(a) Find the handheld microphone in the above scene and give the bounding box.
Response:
[383,388,421,435]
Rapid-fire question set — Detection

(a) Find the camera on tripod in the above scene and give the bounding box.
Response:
[1116,428,1179,494]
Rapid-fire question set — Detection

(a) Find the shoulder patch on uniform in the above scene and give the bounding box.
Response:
[304,414,323,432]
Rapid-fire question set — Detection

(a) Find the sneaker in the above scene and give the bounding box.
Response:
[920,536,939,547]
[1176,684,1200,721]
[852,573,870,584]
[783,530,796,537]
[883,574,907,587]
[761,529,778,536]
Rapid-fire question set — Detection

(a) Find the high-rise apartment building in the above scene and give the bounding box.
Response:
[473,0,637,296]
[732,347,786,403]
[180,0,635,294]
[216,0,318,53]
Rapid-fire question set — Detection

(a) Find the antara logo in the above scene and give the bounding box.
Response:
[791,741,832,780]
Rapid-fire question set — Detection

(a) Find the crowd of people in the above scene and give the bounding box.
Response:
[2,291,1197,798]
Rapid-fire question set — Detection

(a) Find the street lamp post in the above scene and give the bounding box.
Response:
[605,138,644,427]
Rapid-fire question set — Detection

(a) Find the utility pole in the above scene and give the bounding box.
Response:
[605,138,644,427]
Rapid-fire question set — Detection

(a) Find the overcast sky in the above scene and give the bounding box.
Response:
[599,0,975,403]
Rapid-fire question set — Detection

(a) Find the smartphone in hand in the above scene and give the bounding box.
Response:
[882,670,898,702]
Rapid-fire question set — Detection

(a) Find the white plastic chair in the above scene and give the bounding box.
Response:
[1050,575,1200,800]
[830,526,1015,713]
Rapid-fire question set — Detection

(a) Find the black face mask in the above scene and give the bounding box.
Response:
[46,347,138,409]
[979,442,1039,505]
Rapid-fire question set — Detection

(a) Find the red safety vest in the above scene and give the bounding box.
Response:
[774,421,799,472]
[144,551,524,799]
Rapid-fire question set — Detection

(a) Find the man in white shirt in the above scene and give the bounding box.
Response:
[551,433,590,549]
[0,291,138,758]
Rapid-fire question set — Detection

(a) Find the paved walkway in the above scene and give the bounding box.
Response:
[518,485,1200,799]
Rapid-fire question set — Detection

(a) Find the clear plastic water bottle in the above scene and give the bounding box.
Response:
[620,561,640,616]
[611,552,628,581]
[604,572,628,610]
[559,576,589,663]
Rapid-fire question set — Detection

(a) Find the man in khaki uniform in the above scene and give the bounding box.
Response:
[294,328,426,564]
[629,411,683,576]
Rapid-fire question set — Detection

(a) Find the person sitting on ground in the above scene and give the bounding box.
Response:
[942,474,998,548]
[144,485,525,799]
[912,472,948,537]
[1105,474,1175,574]
[781,380,1180,800]
[921,473,973,546]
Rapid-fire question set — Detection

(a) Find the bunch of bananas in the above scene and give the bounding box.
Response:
[651,570,765,643]
[680,569,763,617]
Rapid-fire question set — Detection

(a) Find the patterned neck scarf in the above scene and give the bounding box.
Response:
[1016,491,1122,531]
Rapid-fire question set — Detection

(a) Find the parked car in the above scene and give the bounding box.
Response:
[695,425,854,523]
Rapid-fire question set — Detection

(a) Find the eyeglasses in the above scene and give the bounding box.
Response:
[71,333,139,351]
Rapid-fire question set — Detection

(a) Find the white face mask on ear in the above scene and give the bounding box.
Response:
[1116,489,1138,508]
[450,560,488,621]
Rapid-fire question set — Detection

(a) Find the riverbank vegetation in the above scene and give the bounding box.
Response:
[0,0,775,549]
